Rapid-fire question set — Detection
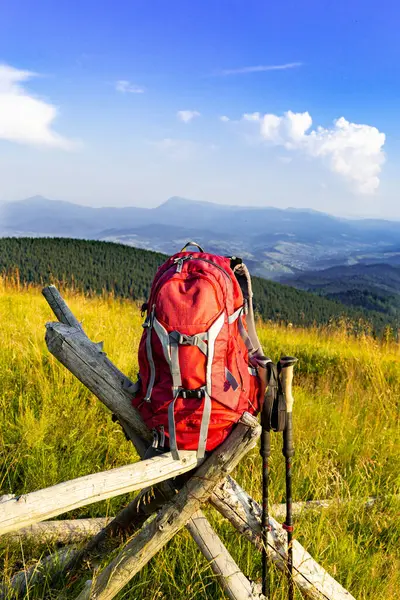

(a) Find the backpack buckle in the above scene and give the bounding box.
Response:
[180,387,205,400]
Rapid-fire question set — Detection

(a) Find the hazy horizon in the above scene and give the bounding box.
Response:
[2,193,400,223]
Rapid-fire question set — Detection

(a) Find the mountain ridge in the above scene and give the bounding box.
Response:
[2,195,400,281]
[5,193,400,222]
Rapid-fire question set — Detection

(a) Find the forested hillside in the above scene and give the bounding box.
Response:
[283,262,400,318]
[0,237,396,333]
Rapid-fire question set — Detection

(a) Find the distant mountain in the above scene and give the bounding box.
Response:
[2,195,400,279]
[0,195,150,236]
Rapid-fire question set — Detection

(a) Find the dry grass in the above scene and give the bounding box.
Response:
[0,278,399,599]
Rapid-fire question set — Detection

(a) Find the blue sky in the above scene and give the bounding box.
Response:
[0,0,399,217]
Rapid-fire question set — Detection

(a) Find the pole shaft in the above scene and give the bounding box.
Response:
[260,429,271,598]
[280,358,297,600]
[284,410,295,600]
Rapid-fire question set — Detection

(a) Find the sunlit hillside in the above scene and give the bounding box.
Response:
[0,278,399,599]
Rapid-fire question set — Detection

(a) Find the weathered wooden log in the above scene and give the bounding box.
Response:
[75,413,260,600]
[5,494,384,547]
[211,477,356,600]
[187,511,257,600]
[270,496,380,519]
[43,284,149,454]
[5,519,110,545]
[0,496,13,504]
[79,480,260,600]
[43,285,84,331]
[60,480,256,600]
[0,451,200,536]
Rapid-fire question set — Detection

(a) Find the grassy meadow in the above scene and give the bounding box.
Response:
[0,277,399,599]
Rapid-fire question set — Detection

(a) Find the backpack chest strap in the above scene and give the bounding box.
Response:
[168,331,208,391]
[169,331,208,356]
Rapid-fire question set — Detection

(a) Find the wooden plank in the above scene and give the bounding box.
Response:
[0,451,200,536]
[271,496,381,519]
[75,413,261,600]
[211,477,356,600]
[187,511,256,600]
[5,518,110,545]
[0,496,13,504]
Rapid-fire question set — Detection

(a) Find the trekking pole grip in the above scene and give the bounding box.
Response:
[279,356,297,457]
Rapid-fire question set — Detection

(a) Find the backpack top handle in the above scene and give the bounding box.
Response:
[180,241,205,253]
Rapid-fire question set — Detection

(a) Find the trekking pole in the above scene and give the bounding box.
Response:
[260,423,271,598]
[279,356,298,600]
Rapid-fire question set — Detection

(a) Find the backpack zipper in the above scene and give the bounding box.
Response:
[150,255,231,305]
[174,254,193,273]
[190,257,230,296]
[191,257,230,277]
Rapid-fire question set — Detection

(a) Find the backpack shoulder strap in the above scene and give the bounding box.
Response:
[232,261,270,366]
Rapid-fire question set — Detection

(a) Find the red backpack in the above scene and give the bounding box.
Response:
[131,242,270,459]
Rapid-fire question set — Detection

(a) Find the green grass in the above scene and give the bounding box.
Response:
[0,278,399,599]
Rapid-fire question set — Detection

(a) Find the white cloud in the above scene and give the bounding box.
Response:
[220,115,230,122]
[243,112,261,122]
[218,63,302,76]
[243,110,385,194]
[115,80,145,94]
[0,64,74,149]
[177,110,201,123]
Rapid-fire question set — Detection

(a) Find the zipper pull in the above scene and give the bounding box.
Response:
[174,254,193,273]
[152,428,159,449]
[159,425,165,448]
